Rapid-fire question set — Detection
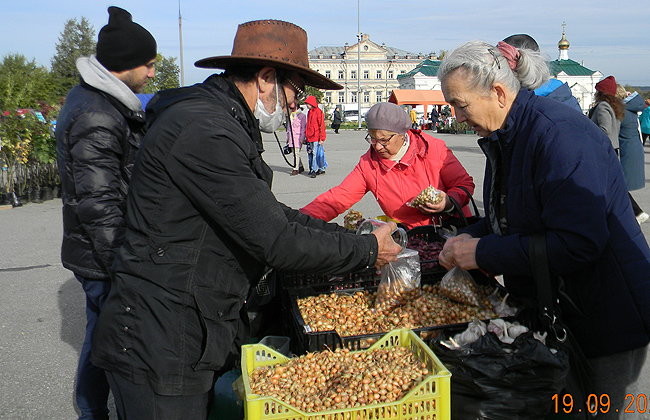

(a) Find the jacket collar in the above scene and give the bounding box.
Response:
[77,56,143,114]
[483,88,531,147]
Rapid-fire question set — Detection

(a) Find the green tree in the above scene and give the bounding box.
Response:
[51,17,96,96]
[142,54,180,94]
[304,86,323,104]
[0,54,57,110]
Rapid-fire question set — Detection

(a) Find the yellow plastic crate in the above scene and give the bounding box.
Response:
[241,328,451,420]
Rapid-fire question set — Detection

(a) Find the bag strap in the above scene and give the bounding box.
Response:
[441,186,479,228]
[529,232,595,416]
[455,186,481,218]
[529,232,567,342]
[445,194,469,227]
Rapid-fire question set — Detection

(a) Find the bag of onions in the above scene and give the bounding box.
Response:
[374,248,421,312]
[439,266,482,307]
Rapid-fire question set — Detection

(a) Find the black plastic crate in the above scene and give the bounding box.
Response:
[276,226,446,290]
[406,225,446,276]
[277,266,380,289]
[284,275,497,355]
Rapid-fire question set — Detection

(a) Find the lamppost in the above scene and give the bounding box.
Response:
[178,0,185,86]
[357,0,362,130]
[385,59,394,103]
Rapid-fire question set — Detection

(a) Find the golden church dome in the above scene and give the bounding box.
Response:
[558,23,570,50]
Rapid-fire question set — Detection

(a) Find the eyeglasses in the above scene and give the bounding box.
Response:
[284,78,307,103]
[365,133,396,146]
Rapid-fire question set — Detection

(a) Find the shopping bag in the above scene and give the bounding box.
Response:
[442,185,483,229]
[315,144,327,169]
[431,330,570,420]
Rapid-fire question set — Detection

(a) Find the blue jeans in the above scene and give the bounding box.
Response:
[75,274,112,420]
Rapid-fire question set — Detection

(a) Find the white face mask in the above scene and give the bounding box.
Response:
[254,77,286,133]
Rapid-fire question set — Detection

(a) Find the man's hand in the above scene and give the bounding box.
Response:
[439,233,479,270]
[371,221,402,269]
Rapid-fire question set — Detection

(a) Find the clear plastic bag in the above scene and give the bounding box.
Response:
[374,248,421,312]
[440,266,481,307]
[356,218,407,249]
[406,185,443,207]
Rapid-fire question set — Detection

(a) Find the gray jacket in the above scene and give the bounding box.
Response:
[589,100,620,149]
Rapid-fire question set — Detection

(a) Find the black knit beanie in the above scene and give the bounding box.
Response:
[96,6,157,72]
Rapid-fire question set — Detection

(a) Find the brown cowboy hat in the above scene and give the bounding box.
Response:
[195,19,342,91]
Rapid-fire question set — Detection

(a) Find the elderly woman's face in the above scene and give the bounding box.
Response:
[367,129,405,159]
[441,70,507,137]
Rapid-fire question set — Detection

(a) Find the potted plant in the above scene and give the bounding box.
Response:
[0,114,30,206]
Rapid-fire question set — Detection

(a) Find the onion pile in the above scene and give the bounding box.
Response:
[249,346,429,412]
[297,283,496,338]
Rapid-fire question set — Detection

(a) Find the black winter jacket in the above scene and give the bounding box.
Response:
[56,81,146,279]
[92,75,378,395]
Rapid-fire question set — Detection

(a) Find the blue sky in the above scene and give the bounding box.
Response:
[4,0,650,87]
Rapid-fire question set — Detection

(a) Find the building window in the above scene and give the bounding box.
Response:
[376,70,382,79]
[351,70,357,79]
[363,91,370,102]
[376,91,382,102]
[363,70,369,79]
[351,92,357,102]
[388,70,394,79]
[325,70,331,79]
[338,92,345,103]
[338,70,344,79]
[325,92,332,103]
[400,70,406,74]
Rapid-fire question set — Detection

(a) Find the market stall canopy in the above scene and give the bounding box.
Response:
[388,89,453,117]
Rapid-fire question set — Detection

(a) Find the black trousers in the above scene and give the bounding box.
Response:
[630,192,644,216]
[106,371,211,420]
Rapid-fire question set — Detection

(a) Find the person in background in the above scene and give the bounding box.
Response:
[502,33,582,111]
[589,75,624,153]
[332,105,342,134]
[301,102,475,230]
[91,19,402,419]
[430,107,439,130]
[410,106,417,129]
[55,6,156,420]
[437,40,650,420]
[615,84,648,224]
[305,95,327,178]
[640,99,650,145]
[286,106,306,175]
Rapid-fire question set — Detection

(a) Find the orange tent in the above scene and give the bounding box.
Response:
[388,89,453,117]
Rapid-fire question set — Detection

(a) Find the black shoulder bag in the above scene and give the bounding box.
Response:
[440,185,482,229]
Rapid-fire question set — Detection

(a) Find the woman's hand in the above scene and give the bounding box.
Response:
[416,192,452,214]
[439,233,479,270]
[371,221,402,269]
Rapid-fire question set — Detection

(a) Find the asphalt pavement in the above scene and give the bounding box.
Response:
[1,129,649,419]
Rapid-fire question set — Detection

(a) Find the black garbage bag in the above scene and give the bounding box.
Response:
[432,330,569,420]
